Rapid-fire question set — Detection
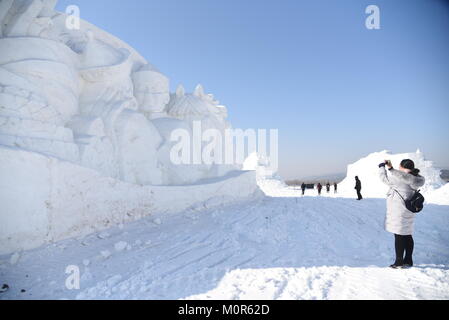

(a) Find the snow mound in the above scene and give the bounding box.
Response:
[426,183,449,205]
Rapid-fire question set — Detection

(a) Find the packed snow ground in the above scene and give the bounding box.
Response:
[1,183,448,300]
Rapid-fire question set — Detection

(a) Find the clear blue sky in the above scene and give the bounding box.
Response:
[56,0,449,179]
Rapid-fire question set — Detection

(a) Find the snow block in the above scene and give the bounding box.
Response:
[0,146,260,254]
[338,150,445,198]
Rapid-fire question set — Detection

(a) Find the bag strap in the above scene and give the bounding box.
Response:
[393,188,420,202]
[393,189,406,202]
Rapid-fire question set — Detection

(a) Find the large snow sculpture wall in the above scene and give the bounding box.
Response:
[0,0,256,254]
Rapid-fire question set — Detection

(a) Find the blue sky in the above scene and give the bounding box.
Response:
[56,0,449,179]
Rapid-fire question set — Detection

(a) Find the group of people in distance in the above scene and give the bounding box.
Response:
[298,177,362,200]
[300,182,338,195]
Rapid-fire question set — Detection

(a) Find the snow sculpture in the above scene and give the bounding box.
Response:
[143,83,238,185]
[0,0,237,186]
[0,0,260,254]
[0,36,80,162]
[1,0,57,38]
[243,152,286,196]
[168,84,229,132]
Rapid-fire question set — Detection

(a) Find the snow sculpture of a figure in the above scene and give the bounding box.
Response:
[132,64,170,120]
[0,0,239,186]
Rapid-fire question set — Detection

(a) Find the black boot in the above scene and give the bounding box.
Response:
[403,256,413,268]
[403,261,413,268]
[390,260,404,269]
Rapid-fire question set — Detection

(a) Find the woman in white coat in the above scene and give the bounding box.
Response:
[379,159,425,269]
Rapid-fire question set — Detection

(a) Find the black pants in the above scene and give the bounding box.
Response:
[356,189,362,200]
[394,234,414,265]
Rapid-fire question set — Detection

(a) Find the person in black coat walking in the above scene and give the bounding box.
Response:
[301,183,306,195]
[354,176,362,200]
[326,182,330,193]
[317,183,322,195]
[333,182,338,193]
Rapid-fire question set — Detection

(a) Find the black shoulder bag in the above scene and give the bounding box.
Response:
[394,189,425,213]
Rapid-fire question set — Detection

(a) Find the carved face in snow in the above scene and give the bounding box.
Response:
[132,69,170,114]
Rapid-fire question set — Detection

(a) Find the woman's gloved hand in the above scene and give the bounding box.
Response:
[379,162,386,168]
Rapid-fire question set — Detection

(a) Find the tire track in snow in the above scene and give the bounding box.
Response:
[158,246,234,279]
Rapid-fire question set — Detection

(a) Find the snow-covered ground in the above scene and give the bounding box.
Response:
[1,182,448,300]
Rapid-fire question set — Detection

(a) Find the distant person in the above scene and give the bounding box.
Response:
[354,176,362,200]
[317,183,322,195]
[379,159,425,269]
[301,183,306,195]
[326,182,330,193]
[334,182,338,193]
